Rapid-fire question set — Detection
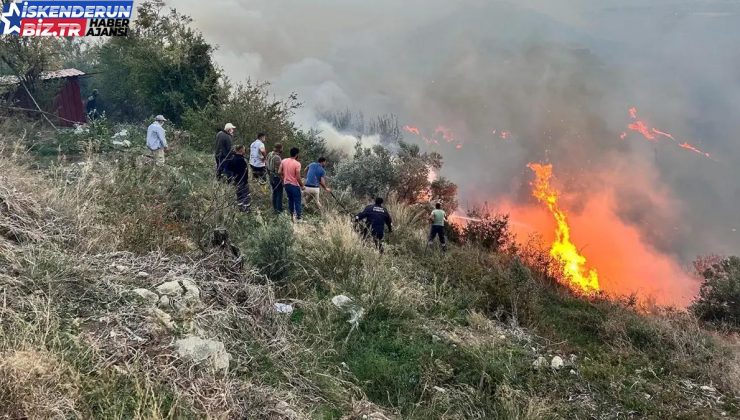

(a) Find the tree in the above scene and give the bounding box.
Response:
[333,139,458,208]
[92,0,221,123]
[333,143,398,199]
[395,142,442,203]
[181,80,304,152]
[691,256,740,329]
[430,177,458,213]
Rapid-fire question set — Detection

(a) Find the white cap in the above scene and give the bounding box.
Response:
[224,123,236,130]
[154,115,167,122]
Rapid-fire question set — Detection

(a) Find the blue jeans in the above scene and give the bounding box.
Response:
[285,184,302,219]
[271,175,284,213]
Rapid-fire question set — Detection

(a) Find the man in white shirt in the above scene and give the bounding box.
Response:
[146,115,168,165]
[249,133,268,184]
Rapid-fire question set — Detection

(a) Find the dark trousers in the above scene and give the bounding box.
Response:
[215,155,227,179]
[236,182,250,208]
[271,175,284,213]
[429,225,446,244]
[370,228,385,254]
[250,164,267,182]
[372,231,385,254]
[285,184,302,219]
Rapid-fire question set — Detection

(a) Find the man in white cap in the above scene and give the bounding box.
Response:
[146,115,168,165]
[215,123,236,179]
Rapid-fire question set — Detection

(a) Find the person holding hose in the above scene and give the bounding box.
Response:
[428,202,448,252]
[304,157,331,210]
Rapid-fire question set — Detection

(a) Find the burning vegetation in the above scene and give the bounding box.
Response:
[527,163,600,295]
[624,107,712,159]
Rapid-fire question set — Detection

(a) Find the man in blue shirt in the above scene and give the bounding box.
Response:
[304,157,331,209]
[146,115,168,165]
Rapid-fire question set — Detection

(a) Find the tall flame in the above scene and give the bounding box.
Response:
[528,163,600,294]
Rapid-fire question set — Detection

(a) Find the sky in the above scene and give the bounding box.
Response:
[175,0,740,296]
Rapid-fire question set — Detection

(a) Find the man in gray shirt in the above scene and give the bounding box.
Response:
[215,123,236,178]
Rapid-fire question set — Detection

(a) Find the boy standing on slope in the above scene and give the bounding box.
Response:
[428,202,448,252]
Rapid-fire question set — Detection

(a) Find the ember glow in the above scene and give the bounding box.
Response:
[527,163,600,294]
[493,129,513,140]
[404,123,464,149]
[625,107,712,159]
[435,125,455,143]
[403,125,421,136]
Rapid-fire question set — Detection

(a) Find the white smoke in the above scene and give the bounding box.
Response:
[315,120,381,156]
[177,0,740,260]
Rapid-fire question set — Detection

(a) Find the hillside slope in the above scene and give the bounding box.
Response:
[0,131,738,419]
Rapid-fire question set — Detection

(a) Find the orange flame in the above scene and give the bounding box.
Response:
[403,125,420,136]
[435,125,455,143]
[627,120,656,140]
[625,107,712,159]
[679,142,711,158]
[527,163,600,294]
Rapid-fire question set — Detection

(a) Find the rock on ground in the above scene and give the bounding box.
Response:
[132,288,158,305]
[156,277,200,306]
[175,336,230,372]
[551,356,564,370]
[533,356,548,369]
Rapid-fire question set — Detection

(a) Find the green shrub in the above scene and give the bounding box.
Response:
[471,256,542,325]
[38,115,113,156]
[691,256,740,329]
[246,215,296,282]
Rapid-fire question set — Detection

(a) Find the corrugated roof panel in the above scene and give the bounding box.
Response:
[0,68,85,85]
[41,68,86,80]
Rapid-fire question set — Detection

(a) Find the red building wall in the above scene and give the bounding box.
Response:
[54,77,85,126]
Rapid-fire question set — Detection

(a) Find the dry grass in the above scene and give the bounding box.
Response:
[0,140,738,418]
[0,348,81,419]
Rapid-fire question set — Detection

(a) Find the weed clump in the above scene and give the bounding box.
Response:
[692,256,740,330]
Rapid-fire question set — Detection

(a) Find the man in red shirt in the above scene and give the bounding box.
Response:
[278,147,305,221]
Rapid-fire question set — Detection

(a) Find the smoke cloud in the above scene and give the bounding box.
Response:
[176,0,740,302]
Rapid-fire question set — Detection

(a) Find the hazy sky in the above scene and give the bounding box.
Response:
[176,0,740,266]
